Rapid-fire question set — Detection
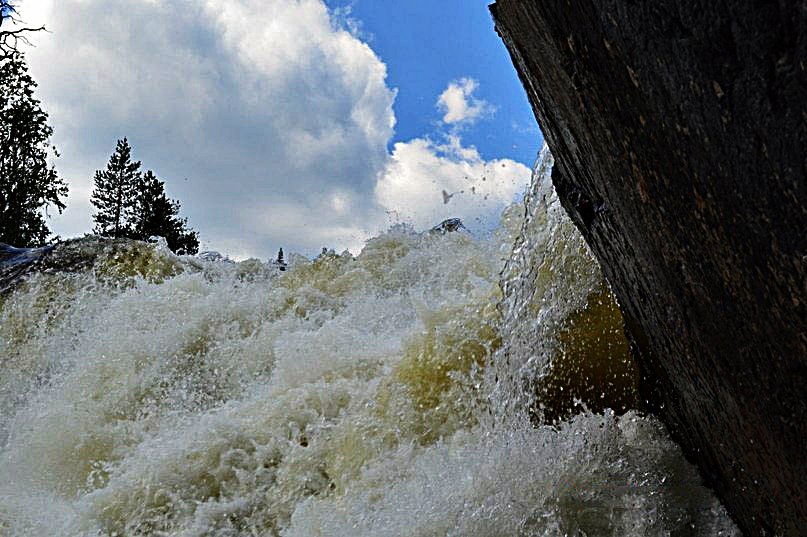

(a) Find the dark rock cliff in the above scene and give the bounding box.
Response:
[490,1,806,535]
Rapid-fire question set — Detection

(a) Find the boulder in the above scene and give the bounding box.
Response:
[0,237,184,294]
[490,1,807,535]
[429,218,468,234]
[0,242,56,294]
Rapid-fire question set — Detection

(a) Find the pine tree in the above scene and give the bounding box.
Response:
[0,52,67,247]
[134,170,199,255]
[91,138,141,237]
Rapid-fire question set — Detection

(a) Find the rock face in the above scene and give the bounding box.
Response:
[429,218,468,235]
[1,242,56,294]
[490,1,806,535]
[0,237,186,294]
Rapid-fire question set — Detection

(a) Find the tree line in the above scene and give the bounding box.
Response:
[91,137,199,254]
[0,52,199,254]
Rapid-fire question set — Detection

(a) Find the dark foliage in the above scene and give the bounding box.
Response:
[91,139,199,254]
[91,138,140,238]
[134,170,199,255]
[0,52,67,247]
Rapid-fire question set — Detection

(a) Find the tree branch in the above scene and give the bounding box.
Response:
[0,1,46,60]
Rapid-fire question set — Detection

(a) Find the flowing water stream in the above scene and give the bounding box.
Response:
[0,149,738,536]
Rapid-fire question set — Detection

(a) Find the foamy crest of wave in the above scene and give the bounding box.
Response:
[0,157,737,536]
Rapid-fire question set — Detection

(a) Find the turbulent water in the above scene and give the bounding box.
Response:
[0,151,739,536]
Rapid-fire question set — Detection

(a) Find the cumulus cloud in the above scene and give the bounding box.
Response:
[375,136,529,232]
[436,78,493,125]
[23,0,395,256]
[20,1,528,257]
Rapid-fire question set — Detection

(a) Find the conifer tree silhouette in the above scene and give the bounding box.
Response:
[134,170,199,254]
[91,139,199,254]
[0,52,67,246]
[91,138,140,238]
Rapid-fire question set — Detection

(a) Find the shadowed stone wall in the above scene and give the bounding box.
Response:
[490,2,806,535]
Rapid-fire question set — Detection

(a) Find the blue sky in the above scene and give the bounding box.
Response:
[327,0,541,164]
[21,0,543,258]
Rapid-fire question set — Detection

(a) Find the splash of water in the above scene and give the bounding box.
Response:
[0,150,737,536]
[494,145,639,425]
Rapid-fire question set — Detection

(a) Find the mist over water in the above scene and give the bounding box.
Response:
[0,151,738,536]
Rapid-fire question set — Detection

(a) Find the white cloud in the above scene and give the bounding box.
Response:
[436,78,493,125]
[22,0,395,257]
[19,1,529,258]
[375,136,530,232]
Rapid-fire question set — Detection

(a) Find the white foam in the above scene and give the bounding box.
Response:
[0,201,737,535]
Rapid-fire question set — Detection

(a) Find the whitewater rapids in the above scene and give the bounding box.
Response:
[0,153,738,536]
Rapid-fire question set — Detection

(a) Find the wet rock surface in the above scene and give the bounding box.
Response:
[0,237,184,294]
[491,1,806,535]
[429,218,468,235]
[0,243,56,293]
